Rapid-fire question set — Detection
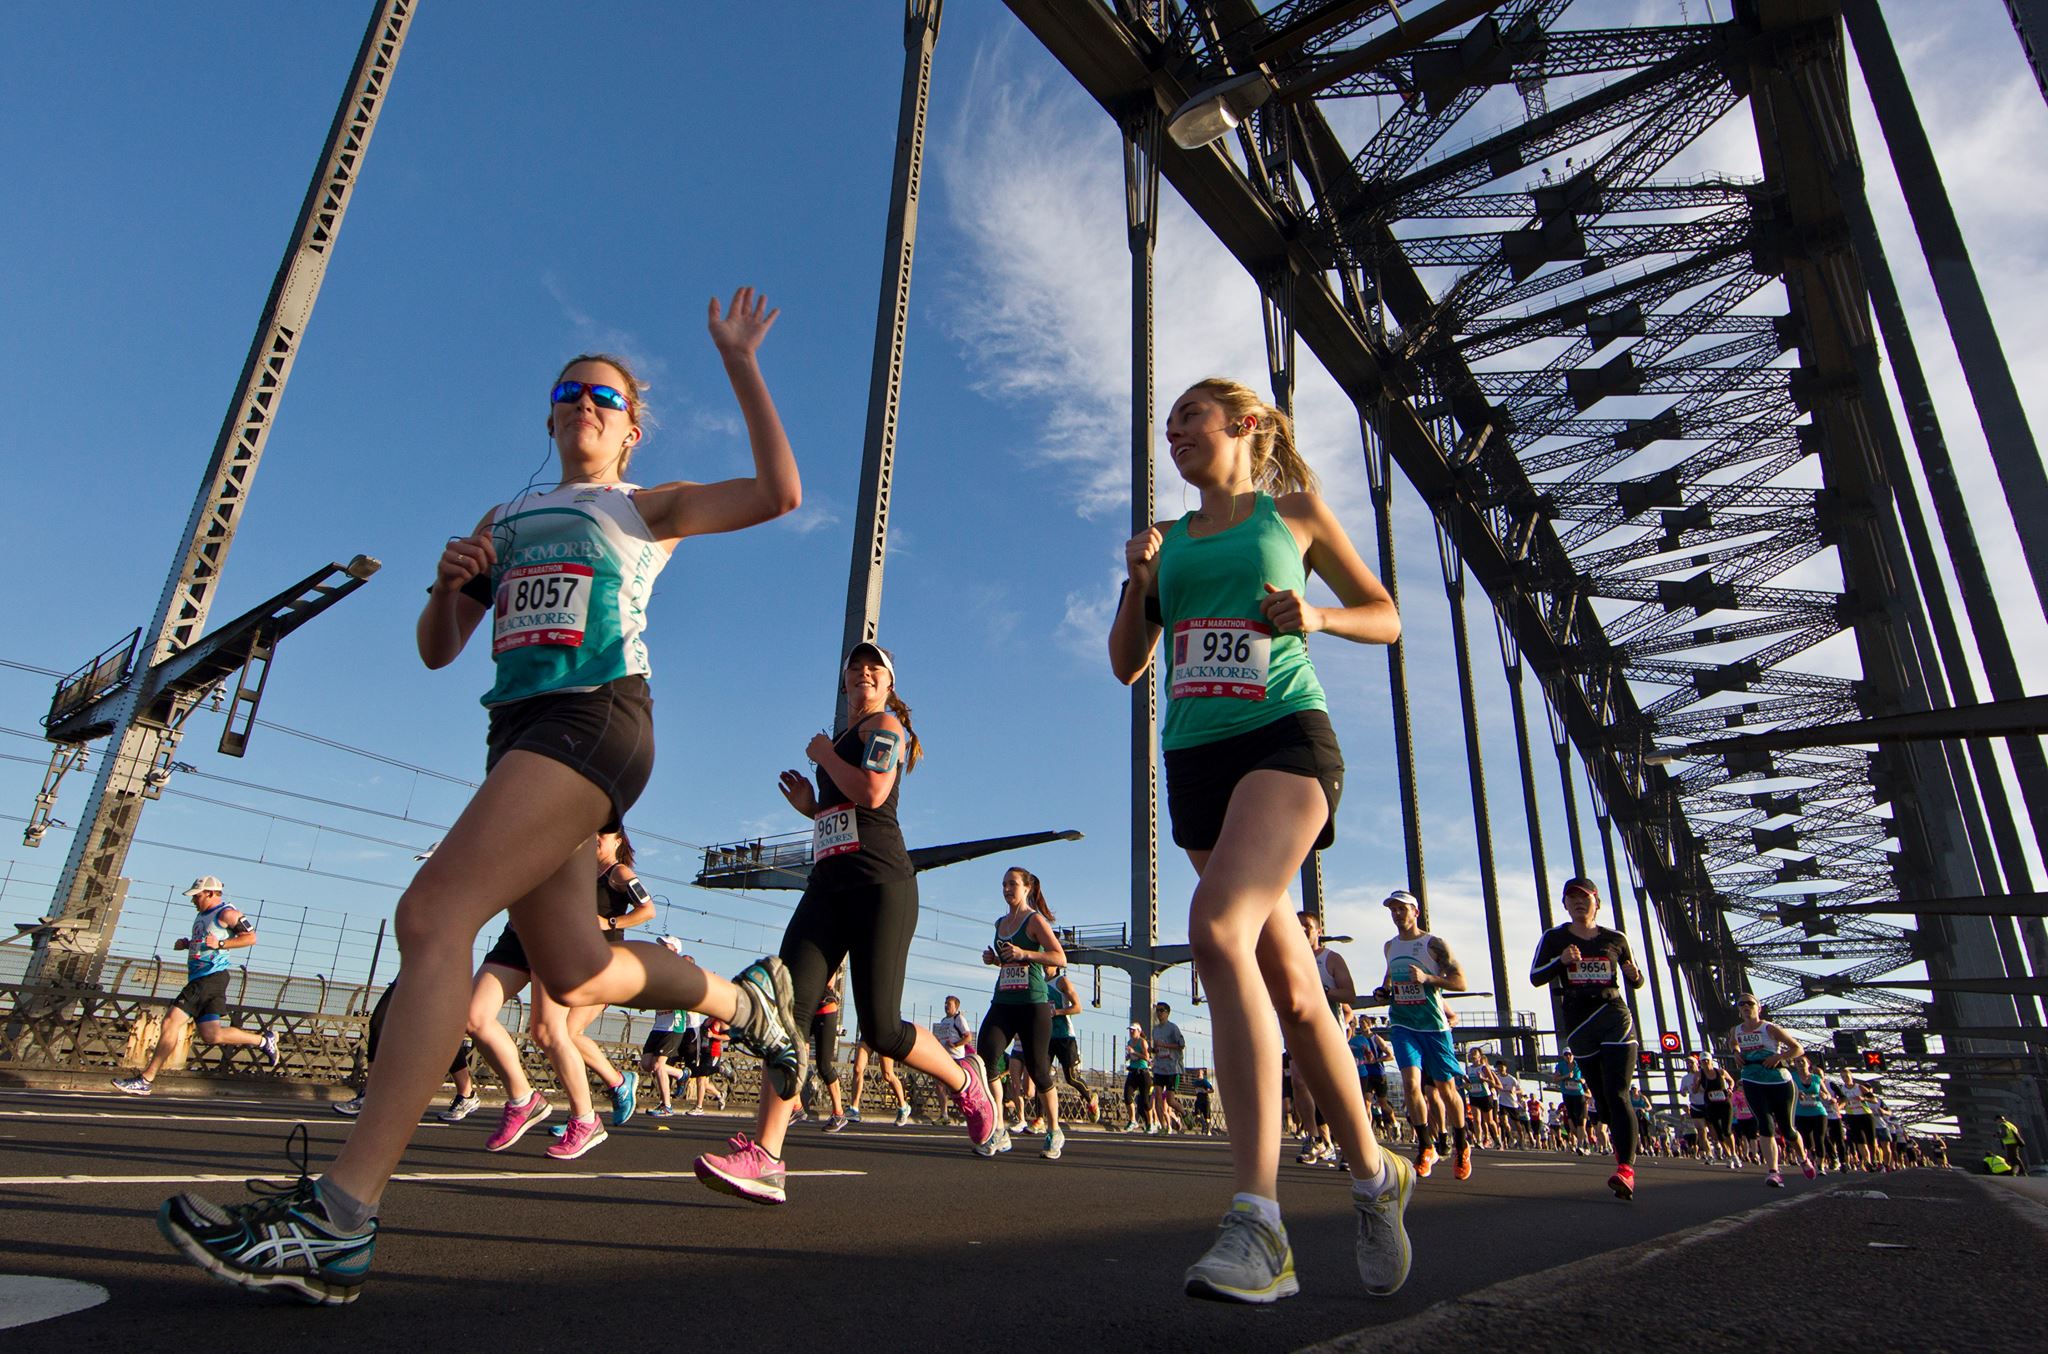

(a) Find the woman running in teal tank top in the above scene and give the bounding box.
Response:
[1108,377,1414,1305]
[160,291,811,1306]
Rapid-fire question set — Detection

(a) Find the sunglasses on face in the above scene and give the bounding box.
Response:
[551,380,630,412]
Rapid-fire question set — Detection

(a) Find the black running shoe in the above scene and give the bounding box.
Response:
[157,1125,376,1305]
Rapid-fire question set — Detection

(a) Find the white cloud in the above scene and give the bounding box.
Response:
[776,498,843,536]
[1057,570,1122,663]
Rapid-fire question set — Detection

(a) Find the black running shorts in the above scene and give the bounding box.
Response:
[172,972,232,1024]
[1164,710,1343,852]
[643,1030,685,1061]
[485,676,654,833]
[481,926,530,974]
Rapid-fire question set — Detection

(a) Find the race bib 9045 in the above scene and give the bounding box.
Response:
[1170,618,1271,700]
[997,962,1032,991]
[493,562,594,655]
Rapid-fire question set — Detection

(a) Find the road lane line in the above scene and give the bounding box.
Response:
[0,1110,460,1127]
[0,1169,864,1186]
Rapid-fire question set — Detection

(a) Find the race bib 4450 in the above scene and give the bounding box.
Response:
[1170,618,1271,700]
[493,562,594,655]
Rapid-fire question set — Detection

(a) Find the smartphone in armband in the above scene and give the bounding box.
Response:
[626,877,652,907]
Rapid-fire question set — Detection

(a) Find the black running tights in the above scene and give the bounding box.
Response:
[977,1001,1053,1092]
[779,878,919,1062]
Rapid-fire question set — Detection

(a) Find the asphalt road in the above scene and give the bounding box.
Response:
[0,1089,1846,1351]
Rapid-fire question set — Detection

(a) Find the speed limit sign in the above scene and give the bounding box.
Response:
[1659,1031,1681,1053]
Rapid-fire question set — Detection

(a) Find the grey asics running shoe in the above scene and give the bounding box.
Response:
[157,1126,374,1305]
[731,957,800,1098]
[1354,1151,1416,1297]
[1184,1202,1298,1304]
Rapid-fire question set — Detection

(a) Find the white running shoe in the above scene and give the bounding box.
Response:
[1184,1203,1297,1304]
[437,1094,481,1123]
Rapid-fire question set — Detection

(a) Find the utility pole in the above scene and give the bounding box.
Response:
[838,0,943,725]
[1124,101,1163,1025]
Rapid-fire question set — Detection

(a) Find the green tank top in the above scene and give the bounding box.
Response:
[479,481,668,707]
[991,915,1048,1005]
[1156,493,1328,751]
[1049,972,1073,1038]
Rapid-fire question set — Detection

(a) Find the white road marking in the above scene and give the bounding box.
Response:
[0,1109,462,1127]
[0,1169,863,1186]
[0,1275,109,1331]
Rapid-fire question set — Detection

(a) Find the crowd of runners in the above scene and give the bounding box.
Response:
[123,309,1960,1314]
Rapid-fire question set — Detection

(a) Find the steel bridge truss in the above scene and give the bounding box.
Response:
[1009,0,2046,1129]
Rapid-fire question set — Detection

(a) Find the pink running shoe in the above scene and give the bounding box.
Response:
[546,1113,608,1161]
[485,1092,553,1152]
[694,1133,787,1205]
[948,1053,1001,1157]
[1802,1161,1817,1180]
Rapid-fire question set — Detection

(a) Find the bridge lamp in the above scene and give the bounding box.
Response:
[1166,71,1274,149]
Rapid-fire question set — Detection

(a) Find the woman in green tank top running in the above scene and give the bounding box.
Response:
[1109,377,1414,1305]
[159,291,811,1305]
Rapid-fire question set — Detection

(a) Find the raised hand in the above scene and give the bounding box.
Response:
[436,530,495,594]
[707,286,779,360]
[1259,582,1321,635]
[776,768,818,816]
[1125,525,1164,587]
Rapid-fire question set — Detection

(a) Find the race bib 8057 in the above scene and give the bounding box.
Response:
[493,562,594,655]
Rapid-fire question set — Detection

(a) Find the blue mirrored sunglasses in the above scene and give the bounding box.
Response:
[550,380,629,412]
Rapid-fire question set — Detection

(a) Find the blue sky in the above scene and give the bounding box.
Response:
[3,2,2042,1076]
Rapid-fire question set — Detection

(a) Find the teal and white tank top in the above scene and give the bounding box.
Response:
[188,903,236,980]
[1384,933,1448,1033]
[479,481,668,707]
[1735,1023,1791,1085]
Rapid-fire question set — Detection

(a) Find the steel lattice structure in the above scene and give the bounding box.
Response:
[1007,0,2047,1133]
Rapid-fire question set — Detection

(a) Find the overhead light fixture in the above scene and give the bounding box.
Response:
[1166,70,1274,149]
[346,554,383,581]
[1166,0,1510,151]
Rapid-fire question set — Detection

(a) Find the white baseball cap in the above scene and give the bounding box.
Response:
[183,875,225,896]
[844,640,896,679]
